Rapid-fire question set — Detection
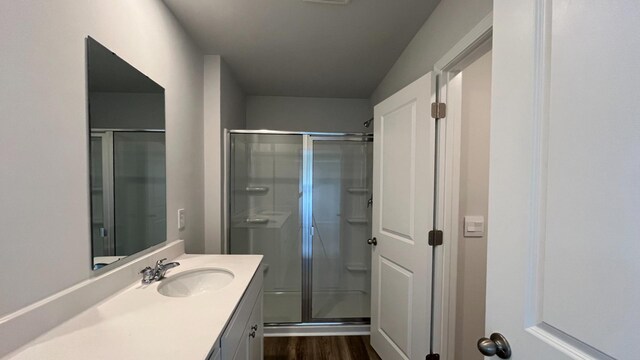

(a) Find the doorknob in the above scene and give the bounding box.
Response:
[477,333,511,359]
[367,237,377,246]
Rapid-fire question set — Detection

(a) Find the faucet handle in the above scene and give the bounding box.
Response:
[155,258,167,267]
[140,266,155,284]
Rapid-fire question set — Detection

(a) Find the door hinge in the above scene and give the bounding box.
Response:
[428,230,443,246]
[426,354,440,360]
[431,102,446,119]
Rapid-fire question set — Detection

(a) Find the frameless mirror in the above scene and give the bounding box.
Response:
[87,37,166,270]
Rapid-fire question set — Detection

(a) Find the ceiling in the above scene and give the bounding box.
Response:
[163,0,439,98]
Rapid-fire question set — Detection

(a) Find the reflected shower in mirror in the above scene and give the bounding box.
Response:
[87,37,166,270]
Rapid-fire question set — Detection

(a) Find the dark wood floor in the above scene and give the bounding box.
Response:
[264,336,382,360]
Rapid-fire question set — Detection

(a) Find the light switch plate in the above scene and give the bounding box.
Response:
[178,209,186,230]
[464,215,484,237]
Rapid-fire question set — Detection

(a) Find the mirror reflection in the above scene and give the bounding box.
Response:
[87,37,166,270]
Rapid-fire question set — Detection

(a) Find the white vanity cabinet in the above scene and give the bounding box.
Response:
[209,269,264,360]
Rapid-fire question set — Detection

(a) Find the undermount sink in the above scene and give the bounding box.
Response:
[157,268,235,297]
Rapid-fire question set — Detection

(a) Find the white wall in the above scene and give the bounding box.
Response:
[0,0,204,317]
[246,96,371,133]
[204,56,246,254]
[370,0,492,104]
[455,50,492,360]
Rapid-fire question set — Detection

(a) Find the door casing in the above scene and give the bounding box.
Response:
[430,13,493,360]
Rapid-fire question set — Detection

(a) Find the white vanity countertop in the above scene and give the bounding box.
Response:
[4,254,263,360]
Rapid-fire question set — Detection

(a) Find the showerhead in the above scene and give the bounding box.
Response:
[363,118,373,128]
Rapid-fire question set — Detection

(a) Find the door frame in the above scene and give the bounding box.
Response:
[431,13,493,360]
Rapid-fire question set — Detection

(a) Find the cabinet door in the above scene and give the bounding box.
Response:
[209,347,221,360]
[248,292,263,360]
[231,330,248,360]
[231,292,263,360]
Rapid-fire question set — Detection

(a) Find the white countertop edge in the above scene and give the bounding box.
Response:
[0,240,185,358]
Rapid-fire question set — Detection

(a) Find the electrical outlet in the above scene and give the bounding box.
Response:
[178,209,186,230]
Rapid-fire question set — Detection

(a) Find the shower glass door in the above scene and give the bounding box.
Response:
[229,134,303,323]
[308,137,373,321]
[89,131,166,269]
[113,132,166,256]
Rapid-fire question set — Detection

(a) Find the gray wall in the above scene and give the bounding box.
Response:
[204,56,246,254]
[371,0,492,104]
[246,96,372,133]
[455,50,492,360]
[0,0,204,317]
[221,60,247,132]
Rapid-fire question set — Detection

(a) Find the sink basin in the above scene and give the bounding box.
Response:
[157,268,235,297]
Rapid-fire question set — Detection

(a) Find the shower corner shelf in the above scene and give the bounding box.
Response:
[346,218,368,225]
[346,188,369,194]
[346,264,368,272]
[244,217,270,224]
[245,186,269,193]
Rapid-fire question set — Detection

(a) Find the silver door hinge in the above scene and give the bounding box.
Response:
[428,230,443,246]
[431,102,446,119]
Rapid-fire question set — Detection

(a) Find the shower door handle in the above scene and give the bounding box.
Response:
[367,237,377,246]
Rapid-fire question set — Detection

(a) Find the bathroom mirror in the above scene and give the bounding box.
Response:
[86,37,166,270]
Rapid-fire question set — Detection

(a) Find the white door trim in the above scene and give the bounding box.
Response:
[431,13,492,360]
[434,13,493,74]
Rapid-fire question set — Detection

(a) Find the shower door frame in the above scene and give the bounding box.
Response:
[90,131,115,256]
[303,134,373,325]
[227,130,373,326]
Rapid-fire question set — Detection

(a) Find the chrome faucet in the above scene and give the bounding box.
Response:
[139,258,180,285]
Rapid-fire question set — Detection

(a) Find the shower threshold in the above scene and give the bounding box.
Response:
[264,322,371,337]
[264,290,370,326]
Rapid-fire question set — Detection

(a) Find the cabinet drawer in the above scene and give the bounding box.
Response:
[221,270,263,360]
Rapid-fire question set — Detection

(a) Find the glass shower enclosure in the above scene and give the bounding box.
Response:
[228,131,373,325]
[90,130,166,268]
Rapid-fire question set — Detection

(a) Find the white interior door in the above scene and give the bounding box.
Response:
[370,72,434,360]
[486,1,640,359]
